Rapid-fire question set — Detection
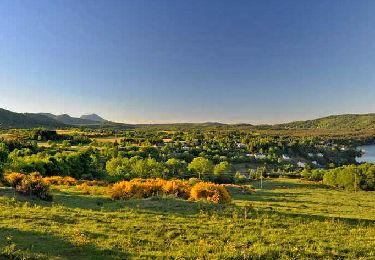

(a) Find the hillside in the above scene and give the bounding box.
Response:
[80,114,107,122]
[0,109,66,129]
[40,113,100,125]
[274,114,375,130]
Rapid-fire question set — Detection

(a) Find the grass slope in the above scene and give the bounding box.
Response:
[0,179,374,259]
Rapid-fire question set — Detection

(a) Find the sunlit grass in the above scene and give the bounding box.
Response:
[0,179,374,259]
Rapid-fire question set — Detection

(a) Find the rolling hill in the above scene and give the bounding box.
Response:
[0,109,66,129]
[39,113,100,125]
[275,114,375,130]
[80,114,108,122]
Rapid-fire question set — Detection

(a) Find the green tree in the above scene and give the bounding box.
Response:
[165,158,187,179]
[188,157,213,179]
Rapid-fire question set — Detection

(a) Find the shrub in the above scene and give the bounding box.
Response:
[4,173,26,188]
[190,182,231,204]
[109,178,232,204]
[16,172,52,201]
[162,179,191,199]
[43,176,63,185]
[110,179,164,200]
[43,176,78,186]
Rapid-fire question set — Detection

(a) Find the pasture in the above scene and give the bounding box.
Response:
[0,178,374,259]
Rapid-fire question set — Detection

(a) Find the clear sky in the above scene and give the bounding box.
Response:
[1,0,375,124]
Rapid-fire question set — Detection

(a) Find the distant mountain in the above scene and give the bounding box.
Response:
[80,114,107,123]
[39,113,101,125]
[0,108,65,129]
[275,114,375,130]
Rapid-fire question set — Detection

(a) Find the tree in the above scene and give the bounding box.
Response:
[165,158,187,179]
[188,157,213,179]
[214,161,232,175]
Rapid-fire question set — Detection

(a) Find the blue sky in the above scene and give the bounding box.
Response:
[1,0,375,124]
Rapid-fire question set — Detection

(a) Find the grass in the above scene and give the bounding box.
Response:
[0,178,374,259]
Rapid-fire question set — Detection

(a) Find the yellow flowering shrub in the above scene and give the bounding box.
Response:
[162,179,191,199]
[4,173,26,188]
[43,176,77,186]
[109,178,230,203]
[190,182,231,204]
[15,172,52,201]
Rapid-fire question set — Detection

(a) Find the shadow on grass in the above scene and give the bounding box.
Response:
[251,179,326,190]
[0,227,130,260]
[0,187,229,216]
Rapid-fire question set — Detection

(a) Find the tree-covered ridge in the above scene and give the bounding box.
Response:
[0,108,66,129]
[276,114,375,130]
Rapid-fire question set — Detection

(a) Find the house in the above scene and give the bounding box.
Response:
[282,154,290,160]
[297,161,306,167]
[236,143,246,148]
[307,153,313,157]
[255,153,266,159]
[182,146,190,151]
[312,161,318,165]
[317,153,324,157]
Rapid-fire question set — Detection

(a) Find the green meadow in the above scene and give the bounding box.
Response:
[1,178,374,259]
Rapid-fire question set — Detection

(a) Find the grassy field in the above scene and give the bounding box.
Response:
[0,179,374,259]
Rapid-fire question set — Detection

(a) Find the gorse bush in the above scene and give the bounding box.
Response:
[43,176,77,186]
[190,182,232,204]
[162,179,191,199]
[109,178,231,203]
[4,172,26,188]
[15,172,52,201]
[110,178,173,200]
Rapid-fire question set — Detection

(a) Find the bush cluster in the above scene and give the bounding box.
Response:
[110,178,191,200]
[4,173,25,188]
[5,172,52,201]
[43,176,77,185]
[110,178,231,203]
[190,182,231,204]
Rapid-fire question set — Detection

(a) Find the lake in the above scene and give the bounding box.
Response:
[356,144,375,163]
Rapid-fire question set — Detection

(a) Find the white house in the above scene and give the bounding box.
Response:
[317,153,324,157]
[312,161,318,165]
[282,154,290,160]
[307,153,313,157]
[236,143,246,148]
[297,161,306,167]
[255,153,266,159]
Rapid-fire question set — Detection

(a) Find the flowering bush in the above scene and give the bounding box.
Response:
[15,172,52,201]
[162,179,191,199]
[4,173,26,188]
[43,176,78,186]
[109,178,231,203]
[190,182,231,204]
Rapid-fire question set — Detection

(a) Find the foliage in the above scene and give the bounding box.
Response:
[4,172,26,188]
[188,157,213,179]
[15,172,52,201]
[322,163,375,190]
[190,182,231,204]
[43,176,77,185]
[110,178,191,200]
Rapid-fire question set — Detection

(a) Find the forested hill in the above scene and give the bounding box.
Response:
[0,108,66,129]
[2,107,375,131]
[274,114,375,130]
[0,108,133,129]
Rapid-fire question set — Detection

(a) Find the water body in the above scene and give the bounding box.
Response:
[356,145,375,163]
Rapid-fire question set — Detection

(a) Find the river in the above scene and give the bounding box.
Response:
[356,144,375,163]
